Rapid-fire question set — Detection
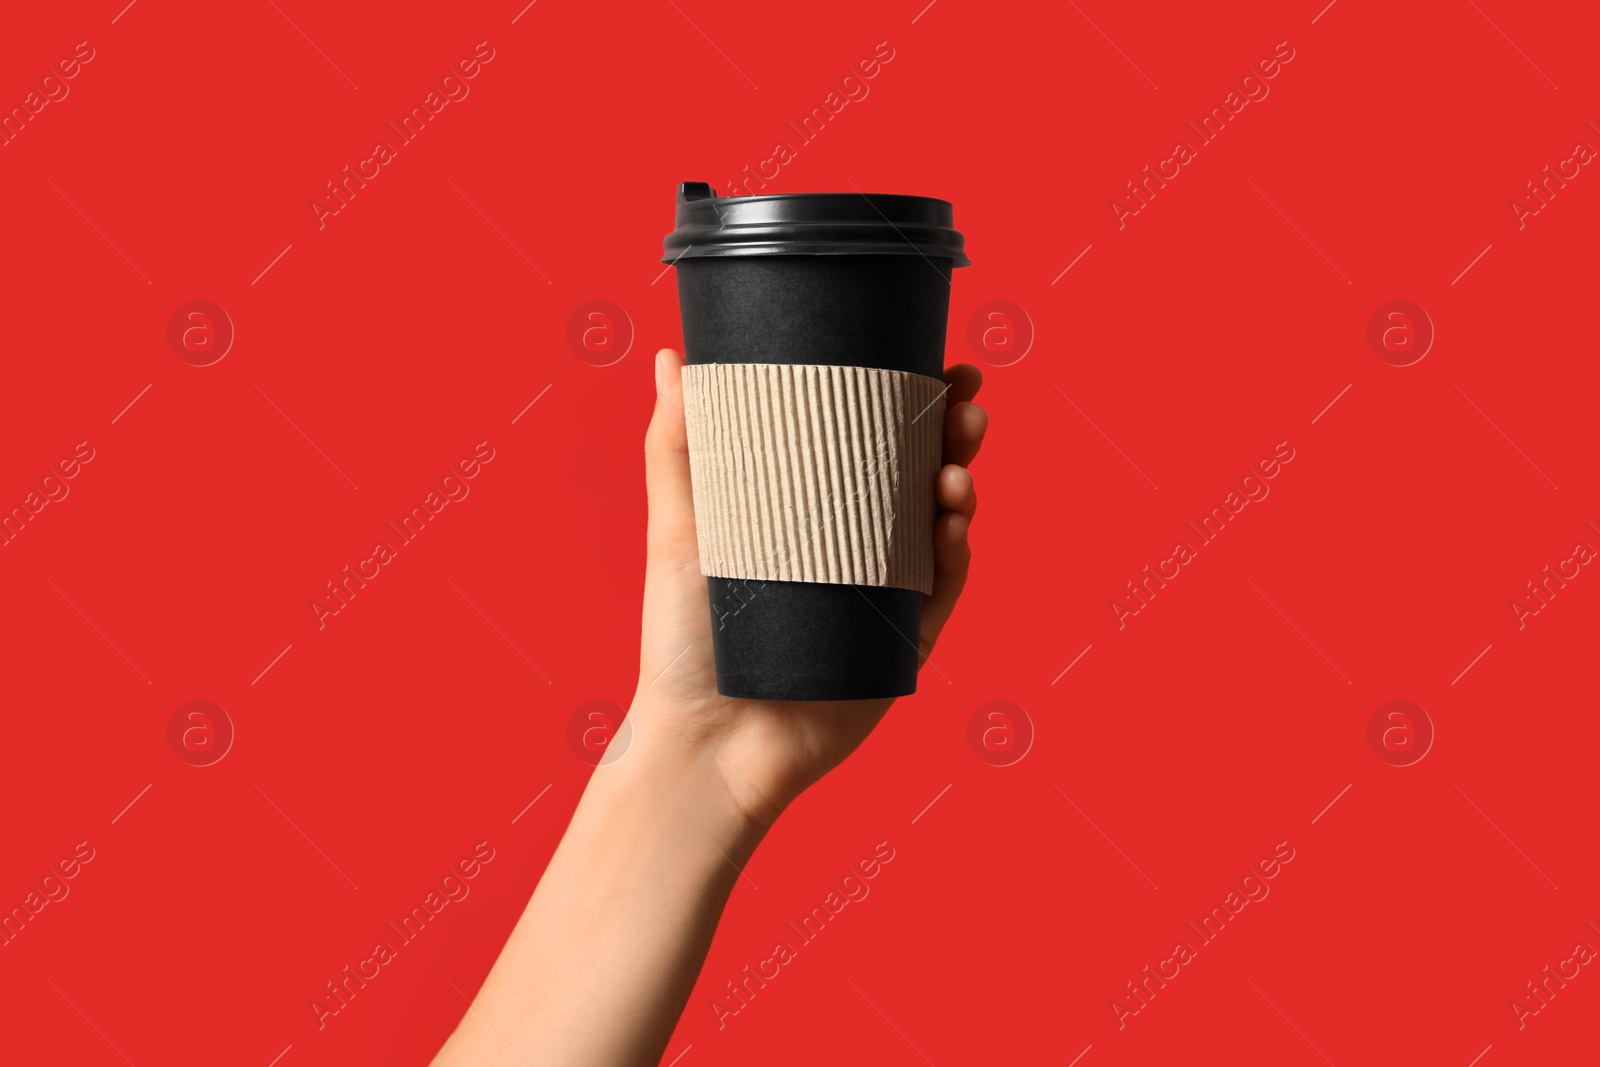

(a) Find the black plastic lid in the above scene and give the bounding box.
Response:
[662,181,970,266]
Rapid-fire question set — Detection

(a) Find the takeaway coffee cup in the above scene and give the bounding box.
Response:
[662,181,970,701]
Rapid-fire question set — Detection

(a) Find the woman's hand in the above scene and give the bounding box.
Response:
[628,348,988,833]
[432,348,988,1067]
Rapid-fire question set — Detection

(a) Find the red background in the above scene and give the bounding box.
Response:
[3,1,1597,1064]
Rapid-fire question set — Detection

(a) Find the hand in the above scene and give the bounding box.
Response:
[430,348,986,1067]
[628,348,988,832]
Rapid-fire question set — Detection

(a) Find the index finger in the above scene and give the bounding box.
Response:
[943,363,983,405]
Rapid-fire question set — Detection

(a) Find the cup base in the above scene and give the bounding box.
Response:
[706,577,921,702]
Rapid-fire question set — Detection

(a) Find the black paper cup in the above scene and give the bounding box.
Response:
[663,182,970,701]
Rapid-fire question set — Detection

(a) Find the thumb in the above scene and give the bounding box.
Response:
[644,348,699,570]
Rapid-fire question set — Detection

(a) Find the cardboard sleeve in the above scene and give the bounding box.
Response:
[681,362,946,595]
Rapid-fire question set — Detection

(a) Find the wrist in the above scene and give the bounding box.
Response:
[586,704,770,868]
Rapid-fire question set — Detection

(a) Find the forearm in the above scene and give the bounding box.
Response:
[433,707,762,1066]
